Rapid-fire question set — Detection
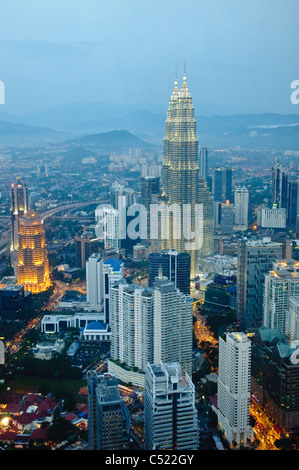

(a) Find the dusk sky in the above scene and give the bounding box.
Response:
[0,0,298,115]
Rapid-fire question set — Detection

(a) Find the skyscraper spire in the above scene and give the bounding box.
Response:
[170,64,179,101]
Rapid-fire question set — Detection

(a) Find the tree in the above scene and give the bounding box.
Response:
[48,417,78,443]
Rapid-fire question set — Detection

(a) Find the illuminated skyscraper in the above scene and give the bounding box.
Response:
[144,362,198,450]
[217,332,253,447]
[17,210,50,293]
[263,259,299,337]
[159,73,201,277]
[10,177,29,274]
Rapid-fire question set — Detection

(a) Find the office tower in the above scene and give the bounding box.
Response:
[141,176,160,209]
[153,274,193,376]
[272,162,288,209]
[234,187,248,230]
[109,280,154,387]
[237,238,282,333]
[256,205,287,229]
[198,178,214,258]
[213,167,233,203]
[200,147,208,180]
[10,177,29,274]
[141,176,160,239]
[263,259,299,337]
[148,250,191,294]
[75,231,99,269]
[87,370,130,450]
[86,253,103,309]
[217,332,253,447]
[17,210,50,293]
[160,73,201,278]
[287,179,299,228]
[286,296,299,342]
[220,201,234,235]
[214,201,222,230]
[251,327,299,431]
[144,362,198,450]
[110,183,135,209]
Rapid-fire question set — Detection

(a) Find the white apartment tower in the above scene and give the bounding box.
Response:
[217,332,253,447]
[153,274,193,377]
[144,362,198,450]
[234,187,248,230]
[86,253,103,309]
[109,280,154,386]
[263,259,299,337]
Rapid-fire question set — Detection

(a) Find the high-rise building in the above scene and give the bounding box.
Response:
[141,176,160,239]
[10,177,29,274]
[108,280,154,387]
[251,327,299,432]
[200,147,208,180]
[272,162,288,209]
[110,183,135,209]
[102,258,124,325]
[95,206,122,252]
[220,201,234,235]
[148,250,191,295]
[87,370,130,450]
[214,201,222,230]
[159,73,201,278]
[287,179,299,228]
[141,176,160,209]
[153,273,193,376]
[86,253,103,309]
[198,178,214,258]
[213,167,233,203]
[237,238,282,333]
[263,259,299,337]
[234,187,249,230]
[144,362,198,450]
[75,231,99,269]
[17,210,50,294]
[217,332,253,447]
[286,296,299,342]
[256,205,287,229]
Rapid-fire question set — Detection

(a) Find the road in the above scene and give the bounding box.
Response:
[0,200,107,256]
[250,397,281,450]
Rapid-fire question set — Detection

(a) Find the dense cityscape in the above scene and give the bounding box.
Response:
[0,0,299,459]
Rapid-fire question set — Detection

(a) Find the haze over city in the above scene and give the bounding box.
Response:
[0,0,299,457]
[0,0,298,116]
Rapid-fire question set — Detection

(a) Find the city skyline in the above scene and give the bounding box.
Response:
[1,0,299,455]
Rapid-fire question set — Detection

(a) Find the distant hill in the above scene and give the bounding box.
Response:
[0,121,72,145]
[66,129,154,151]
[1,101,299,149]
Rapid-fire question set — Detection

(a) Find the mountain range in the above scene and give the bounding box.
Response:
[0,101,299,149]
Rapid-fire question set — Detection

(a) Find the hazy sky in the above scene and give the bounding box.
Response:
[0,0,298,115]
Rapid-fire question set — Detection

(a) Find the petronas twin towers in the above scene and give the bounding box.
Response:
[154,71,214,278]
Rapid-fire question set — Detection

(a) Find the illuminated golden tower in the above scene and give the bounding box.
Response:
[158,71,201,278]
[10,177,29,274]
[17,210,50,293]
